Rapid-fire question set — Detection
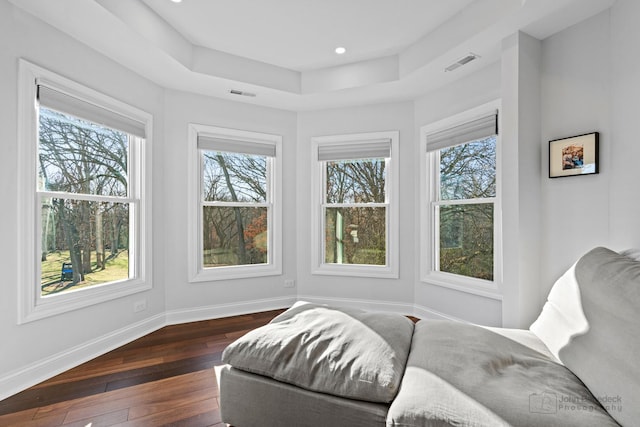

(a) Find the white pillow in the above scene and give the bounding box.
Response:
[530,247,640,359]
[620,247,640,261]
[532,247,640,427]
[529,262,589,361]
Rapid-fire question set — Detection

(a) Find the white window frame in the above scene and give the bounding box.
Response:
[311,131,399,278]
[420,101,502,299]
[187,124,282,282]
[17,59,153,324]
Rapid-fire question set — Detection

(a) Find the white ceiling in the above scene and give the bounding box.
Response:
[139,0,476,71]
[10,0,616,111]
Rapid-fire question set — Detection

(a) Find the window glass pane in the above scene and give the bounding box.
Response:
[440,136,495,201]
[38,107,128,196]
[326,158,386,203]
[202,151,267,203]
[40,198,130,296]
[438,203,493,280]
[202,206,268,267]
[325,207,386,265]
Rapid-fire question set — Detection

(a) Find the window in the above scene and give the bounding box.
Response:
[18,60,152,323]
[311,131,399,278]
[420,102,501,297]
[188,124,282,281]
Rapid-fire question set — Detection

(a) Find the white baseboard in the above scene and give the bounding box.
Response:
[0,296,297,402]
[413,303,466,322]
[0,296,463,402]
[296,294,414,316]
[164,296,296,325]
[0,313,165,402]
[296,295,468,323]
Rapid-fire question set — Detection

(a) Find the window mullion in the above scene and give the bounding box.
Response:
[129,199,137,279]
[37,191,135,204]
[433,151,441,203]
[322,202,388,208]
[384,157,390,204]
[127,135,135,199]
[431,152,440,272]
[35,192,45,306]
[202,201,270,208]
[433,198,496,207]
[267,156,273,204]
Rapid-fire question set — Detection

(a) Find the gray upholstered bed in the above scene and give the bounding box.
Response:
[219,247,639,426]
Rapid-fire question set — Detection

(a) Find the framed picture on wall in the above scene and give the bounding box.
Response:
[549,132,599,178]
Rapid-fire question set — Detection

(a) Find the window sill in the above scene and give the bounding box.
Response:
[19,278,152,324]
[189,264,282,283]
[420,271,502,300]
[312,263,398,279]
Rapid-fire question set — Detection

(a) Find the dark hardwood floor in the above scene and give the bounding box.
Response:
[0,309,285,427]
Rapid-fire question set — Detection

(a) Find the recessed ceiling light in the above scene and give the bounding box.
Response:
[170,0,182,3]
[335,47,346,55]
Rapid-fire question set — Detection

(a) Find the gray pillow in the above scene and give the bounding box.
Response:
[557,247,640,426]
[222,302,414,403]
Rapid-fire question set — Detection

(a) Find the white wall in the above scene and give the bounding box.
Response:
[609,0,640,249]
[413,62,503,326]
[0,0,167,394]
[538,1,640,307]
[161,90,298,321]
[296,102,415,312]
[501,32,543,328]
[539,11,612,297]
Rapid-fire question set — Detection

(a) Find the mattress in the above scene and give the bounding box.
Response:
[219,365,389,427]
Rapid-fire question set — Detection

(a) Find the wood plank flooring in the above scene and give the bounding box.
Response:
[0,309,284,427]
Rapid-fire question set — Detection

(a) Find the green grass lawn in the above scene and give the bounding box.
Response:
[41,250,129,296]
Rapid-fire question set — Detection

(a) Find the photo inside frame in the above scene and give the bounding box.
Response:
[561,144,584,170]
[549,132,598,178]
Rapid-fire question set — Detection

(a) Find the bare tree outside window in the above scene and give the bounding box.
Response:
[437,136,496,280]
[324,158,387,265]
[201,151,269,267]
[38,108,131,295]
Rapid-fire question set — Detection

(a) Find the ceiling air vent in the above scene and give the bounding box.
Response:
[229,89,256,97]
[445,53,480,72]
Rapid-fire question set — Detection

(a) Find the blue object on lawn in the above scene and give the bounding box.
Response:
[61,262,73,281]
